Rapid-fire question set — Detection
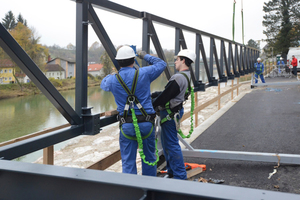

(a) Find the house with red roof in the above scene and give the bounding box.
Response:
[88,63,104,77]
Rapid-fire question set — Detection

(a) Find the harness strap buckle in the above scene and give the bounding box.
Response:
[166,115,172,121]
[145,115,151,121]
[120,117,126,124]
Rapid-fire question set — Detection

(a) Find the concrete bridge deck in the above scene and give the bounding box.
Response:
[184,77,300,194]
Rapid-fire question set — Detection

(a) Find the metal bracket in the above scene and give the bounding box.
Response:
[194,81,205,92]
[228,73,235,80]
[82,20,93,25]
[208,77,219,86]
[234,72,240,77]
[219,75,228,83]
[82,107,100,135]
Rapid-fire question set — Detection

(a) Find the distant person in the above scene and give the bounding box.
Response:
[151,49,196,180]
[100,45,166,176]
[291,55,298,77]
[254,58,265,83]
[277,57,285,74]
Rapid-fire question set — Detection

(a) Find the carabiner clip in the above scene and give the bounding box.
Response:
[128,95,135,108]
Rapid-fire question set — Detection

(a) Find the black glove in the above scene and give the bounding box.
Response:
[151,91,162,99]
[136,50,147,59]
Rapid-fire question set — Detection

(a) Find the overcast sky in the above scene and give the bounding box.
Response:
[1,0,268,51]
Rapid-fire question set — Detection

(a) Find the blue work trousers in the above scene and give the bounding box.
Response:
[255,73,265,83]
[160,108,187,180]
[119,122,157,176]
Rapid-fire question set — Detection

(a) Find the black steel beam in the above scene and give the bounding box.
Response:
[89,0,258,52]
[88,4,119,70]
[241,45,247,74]
[178,28,188,49]
[221,40,234,79]
[1,160,299,200]
[197,34,211,82]
[147,17,171,80]
[0,125,84,160]
[228,42,233,77]
[220,40,224,76]
[195,33,200,81]
[142,17,151,68]
[88,0,142,19]
[0,113,116,160]
[0,24,81,125]
[75,1,89,115]
[149,13,249,49]
[212,38,227,82]
[174,28,187,74]
[209,37,214,77]
[229,43,239,77]
[194,34,205,91]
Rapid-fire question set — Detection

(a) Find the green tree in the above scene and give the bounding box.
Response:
[10,23,48,69]
[17,13,27,27]
[100,50,115,77]
[1,11,17,30]
[246,39,260,49]
[263,0,300,56]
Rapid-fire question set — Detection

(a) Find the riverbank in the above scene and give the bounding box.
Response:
[34,82,252,174]
[0,78,100,100]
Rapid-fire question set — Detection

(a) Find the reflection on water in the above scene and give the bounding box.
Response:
[0,74,167,162]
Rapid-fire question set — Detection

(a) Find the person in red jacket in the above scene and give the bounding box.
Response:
[291,55,298,77]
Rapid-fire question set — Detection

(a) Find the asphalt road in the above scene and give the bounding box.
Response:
[185,79,300,194]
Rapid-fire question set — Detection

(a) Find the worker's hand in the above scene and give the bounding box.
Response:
[151,91,162,99]
[136,50,147,59]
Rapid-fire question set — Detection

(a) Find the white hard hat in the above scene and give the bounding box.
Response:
[177,49,196,63]
[115,46,136,60]
[257,58,261,61]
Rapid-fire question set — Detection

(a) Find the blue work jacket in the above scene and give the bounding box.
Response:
[254,62,264,75]
[101,54,166,116]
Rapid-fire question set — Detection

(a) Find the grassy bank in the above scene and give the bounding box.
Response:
[0,77,101,100]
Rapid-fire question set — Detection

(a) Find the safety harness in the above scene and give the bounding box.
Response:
[160,72,195,139]
[254,63,263,76]
[116,70,159,166]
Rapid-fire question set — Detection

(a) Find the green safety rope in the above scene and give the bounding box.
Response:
[131,107,159,166]
[177,86,195,139]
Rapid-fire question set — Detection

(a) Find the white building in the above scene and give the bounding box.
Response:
[47,57,76,78]
[44,64,65,79]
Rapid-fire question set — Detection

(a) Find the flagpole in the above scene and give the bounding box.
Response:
[232,0,236,42]
[241,0,244,45]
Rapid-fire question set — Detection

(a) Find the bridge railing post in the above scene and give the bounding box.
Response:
[43,146,54,165]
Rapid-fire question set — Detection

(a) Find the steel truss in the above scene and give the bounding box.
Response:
[2,0,296,199]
